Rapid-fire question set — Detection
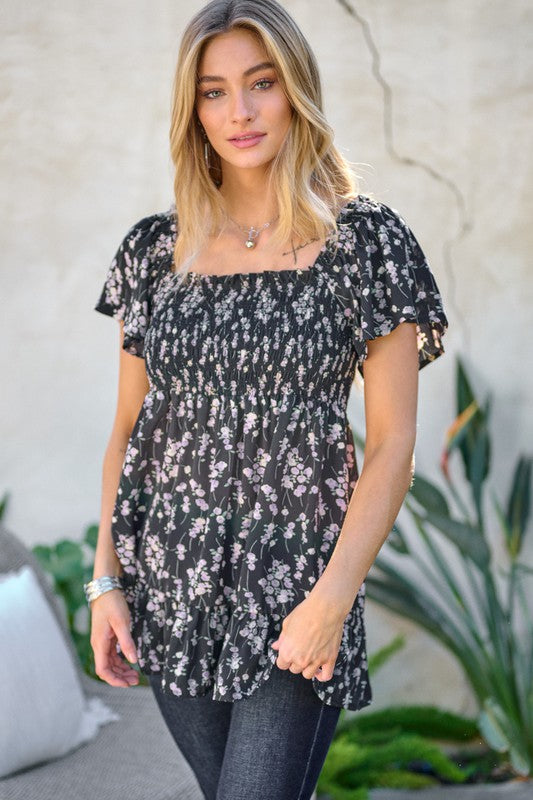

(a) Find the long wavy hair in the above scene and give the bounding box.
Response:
[169,0,364,275]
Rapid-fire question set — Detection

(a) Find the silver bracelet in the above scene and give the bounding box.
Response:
[84,575,123,606]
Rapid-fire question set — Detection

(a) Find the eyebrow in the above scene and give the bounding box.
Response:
[197,61,276,85]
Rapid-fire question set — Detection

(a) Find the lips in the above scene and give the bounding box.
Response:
[229,132,266,141]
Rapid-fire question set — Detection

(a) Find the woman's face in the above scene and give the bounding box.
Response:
[195,28,293,180]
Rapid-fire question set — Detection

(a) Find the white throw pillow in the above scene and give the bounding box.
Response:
[0,564,120,778]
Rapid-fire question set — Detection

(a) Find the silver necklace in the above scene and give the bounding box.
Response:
[227,213,280,249]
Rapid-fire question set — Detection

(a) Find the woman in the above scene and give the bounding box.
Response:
[86,1,448,798]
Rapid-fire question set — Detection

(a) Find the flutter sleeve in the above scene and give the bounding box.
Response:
[336,197,449,379]
[94,215,158,357]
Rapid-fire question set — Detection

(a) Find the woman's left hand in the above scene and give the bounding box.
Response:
[271,593,347,682]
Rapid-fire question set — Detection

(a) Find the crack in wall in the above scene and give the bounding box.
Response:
[337,0,471,345]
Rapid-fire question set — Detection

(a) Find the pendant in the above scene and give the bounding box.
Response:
[246,226,260,249]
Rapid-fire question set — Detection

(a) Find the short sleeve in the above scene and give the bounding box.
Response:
[94,215,161,357]
[336,197,449,379]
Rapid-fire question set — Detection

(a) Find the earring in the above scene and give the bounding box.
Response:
[199,124,210,169]
[200,126,222,187]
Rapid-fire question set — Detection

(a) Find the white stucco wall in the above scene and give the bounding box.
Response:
[1,0,531,717]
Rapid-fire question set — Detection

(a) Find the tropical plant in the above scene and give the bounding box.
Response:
[355,355,533,776]
[317,636,480,799]
[317,713,477,799]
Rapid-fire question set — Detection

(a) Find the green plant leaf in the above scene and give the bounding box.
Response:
[456,357,478,483]
[84,524,99,550]
[55,539,83,559]
[43,539,84,581]
[352,733,468,782]
[363,770,438,789]
[368,561,491,701]
[349,728,403,746]
[505,456,532,560]
[338,705,479,742]
[478,698,532,777]
[365,572,477,674]
[444,401,479,454]
[365,575,446,642]
[509,744,532,777]
[456,355,475,412]
[319,737,366,780]
[386,523,410,555]
[422,509,490,567]
[408,474,450,516]
[492,490,514,559]
[455,359,491,512]
[468,403,491,524]
[32,544,52,564]
[316,776,369,800]
[478,698,510,752]
[367,635,405,676]
[407,507,486,645]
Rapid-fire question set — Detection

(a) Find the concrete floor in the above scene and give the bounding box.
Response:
[318,784,532,800]
[368,783,532,799]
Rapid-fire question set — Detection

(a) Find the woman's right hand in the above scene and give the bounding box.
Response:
[90,589,140,687]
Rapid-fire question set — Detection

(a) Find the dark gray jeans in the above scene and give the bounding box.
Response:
[148,664,341,800]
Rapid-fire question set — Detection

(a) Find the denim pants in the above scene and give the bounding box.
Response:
[148,664,342,800]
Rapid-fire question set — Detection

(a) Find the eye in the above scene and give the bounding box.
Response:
[201,79,275,100]
[254,79,274,90]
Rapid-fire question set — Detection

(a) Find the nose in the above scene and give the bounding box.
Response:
[230,89,254,122]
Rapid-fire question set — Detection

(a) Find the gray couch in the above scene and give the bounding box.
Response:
[0,523,203,800]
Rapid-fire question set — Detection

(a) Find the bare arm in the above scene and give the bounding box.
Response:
[90,322,149,687]
[92,322,150,580]
[311,320,419,618]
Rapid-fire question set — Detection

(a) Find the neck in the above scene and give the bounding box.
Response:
[217,166,278,224]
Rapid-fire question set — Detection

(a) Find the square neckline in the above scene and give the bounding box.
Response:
[169,197,360,282]
[184,238,331,281]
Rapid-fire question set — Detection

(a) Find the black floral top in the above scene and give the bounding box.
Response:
[94,194,448,711]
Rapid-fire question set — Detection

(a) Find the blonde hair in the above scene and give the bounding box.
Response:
[169,0,363,276]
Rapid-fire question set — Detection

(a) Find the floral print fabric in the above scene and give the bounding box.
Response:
[94,194,448,711]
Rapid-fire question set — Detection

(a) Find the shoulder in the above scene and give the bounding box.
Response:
[337,193,417,241]
[117,204,177,263]
[107,204,177,297]
[330,194,448,374]
[95,203,176,321]
[334,193,431,275]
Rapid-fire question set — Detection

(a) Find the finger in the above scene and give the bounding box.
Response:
[275,653,292,670]
[93,649,138,686]
[96,648,140,686]
[110,639,138,671]
[112,622,138,663]
[113,641,137,668]
[302,659,323,680]
[112,651,139,676]
[94,639,139,687]
[314,660,335,682]
[97,664,139,687]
